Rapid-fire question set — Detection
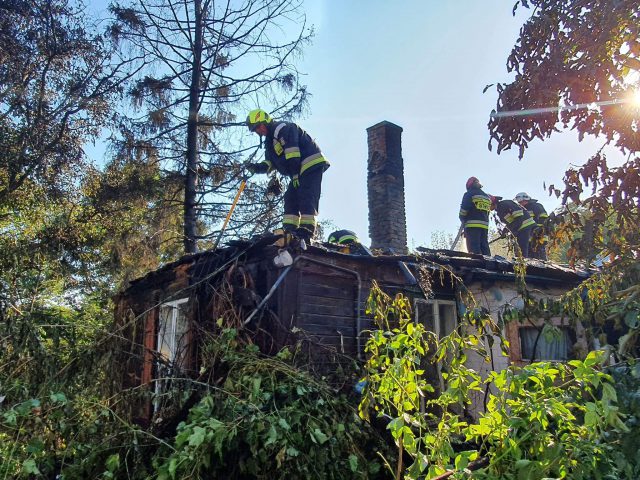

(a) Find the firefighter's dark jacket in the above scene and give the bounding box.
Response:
[524,200,548,226]
[459,187,491,229]
[259,122,329,178]
[496,200,536,232]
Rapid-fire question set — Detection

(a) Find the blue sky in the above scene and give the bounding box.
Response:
[87,0,627,248]
[293,0,626,247]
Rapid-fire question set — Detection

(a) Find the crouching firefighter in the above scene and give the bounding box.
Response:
[245,109,330,243]
[328,230,372,256]
[490,195,536,258]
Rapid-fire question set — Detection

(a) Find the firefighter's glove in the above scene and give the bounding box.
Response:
[245,162,269,175]
[266,176,283,196]
[292,174,300,188]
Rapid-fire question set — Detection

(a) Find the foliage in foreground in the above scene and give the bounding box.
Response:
[148,329,390,480]
[0,327,392,479]
[359,282,640,479]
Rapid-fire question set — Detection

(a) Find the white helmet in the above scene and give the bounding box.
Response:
[514,192,531,202]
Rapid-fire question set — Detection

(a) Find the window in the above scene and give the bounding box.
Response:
[414,299,457,338]
[414,299,458,396]
[506,316,578,365]
[155,298,190,408]
[520,325,571,361]
[157,298,189,365]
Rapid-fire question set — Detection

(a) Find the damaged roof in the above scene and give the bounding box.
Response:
[414,247,590,286]
[124,236,590,292]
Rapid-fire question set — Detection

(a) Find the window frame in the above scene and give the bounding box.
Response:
[414,298,458,396]
[413,298,458,338]
[519,324,572,362]
[154,297,189,410]
[506,316,576,365]
[156,297,189,364]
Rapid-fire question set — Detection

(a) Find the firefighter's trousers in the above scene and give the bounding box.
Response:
[282,166,324,236]
[464,227,490,256]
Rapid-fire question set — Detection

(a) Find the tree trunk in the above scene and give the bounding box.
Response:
[183,0,203,253]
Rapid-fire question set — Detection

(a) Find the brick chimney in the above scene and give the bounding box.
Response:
[366,121,407,254]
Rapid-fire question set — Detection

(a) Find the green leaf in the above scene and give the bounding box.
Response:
[188,426,206,447]
[252,377,262,397]
[50,392,67,404]
[22,459,40,475]
[3,409,17,426]
[602,382,618,404]
[105,453,120,472]
[265,425,278,446]
[455,453,469,471]
[624,310,639,328]
[312,428,329,444]
[168,457,178,478]
[278,418,290,431]
[386,417,404,438]
[26,439,45,455]
[16,398,40,416]
[348,454,358,472]
[584,350,602,367]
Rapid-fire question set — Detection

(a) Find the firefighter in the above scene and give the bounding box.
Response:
[245,109,330,242]
[515,192,549,260]
[490,195,536,258]
[328,230,371,256]
[458,176,491,255]
[328,229,358,245]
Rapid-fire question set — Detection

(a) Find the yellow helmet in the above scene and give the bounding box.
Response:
[246,109,272,131]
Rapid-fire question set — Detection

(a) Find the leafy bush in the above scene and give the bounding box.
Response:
[150,329,391,479]
[1,327,393,479]
[359,282,640,479]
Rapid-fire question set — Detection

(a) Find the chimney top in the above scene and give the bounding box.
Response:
[366,120,403,133]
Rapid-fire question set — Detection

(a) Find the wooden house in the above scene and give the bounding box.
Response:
[114,240,589,423]
[113,121,591,423]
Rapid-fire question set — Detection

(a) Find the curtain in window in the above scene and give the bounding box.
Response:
[520,326,569,361]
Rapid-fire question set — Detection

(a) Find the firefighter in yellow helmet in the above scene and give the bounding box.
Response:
[328,230,372,256]
[245,109,330,242]
[328,230,358,245]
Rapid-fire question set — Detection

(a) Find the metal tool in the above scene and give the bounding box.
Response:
[450,225,464,250]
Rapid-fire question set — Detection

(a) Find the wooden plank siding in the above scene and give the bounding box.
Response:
[295,272,358,356]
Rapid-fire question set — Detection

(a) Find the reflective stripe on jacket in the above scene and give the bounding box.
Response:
[525,200,548,226]
[459,187,491,229]
[260,121,329,177]
[496,199,535,233]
